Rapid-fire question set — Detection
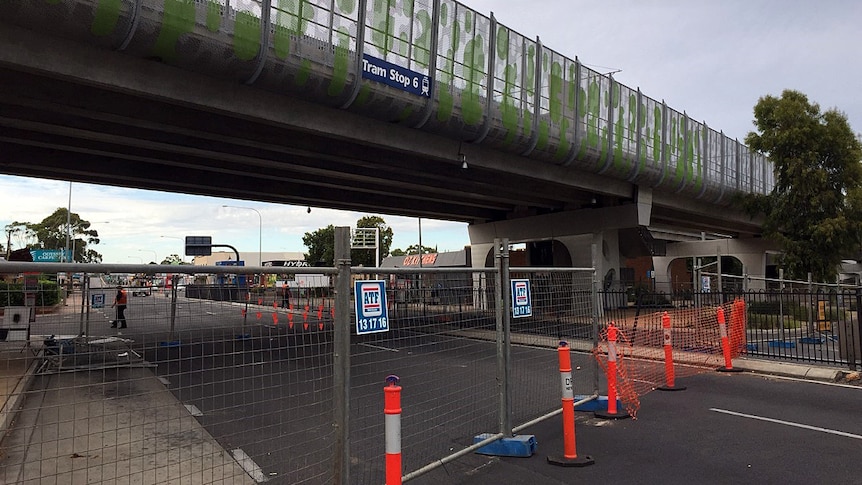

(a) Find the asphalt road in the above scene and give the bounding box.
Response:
[41,292,862,484]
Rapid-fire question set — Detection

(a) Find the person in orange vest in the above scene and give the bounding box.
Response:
[111,285,128,329]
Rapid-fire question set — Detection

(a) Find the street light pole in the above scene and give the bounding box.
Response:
[65,181,72,262]
[160,235,184,262]
[222,205,262,266]
[138,249,158,264]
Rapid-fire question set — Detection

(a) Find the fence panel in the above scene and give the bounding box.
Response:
[0,260,608,484]
[0,265,338,485]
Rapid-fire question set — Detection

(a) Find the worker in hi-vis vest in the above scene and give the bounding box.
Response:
[111,285,128,329]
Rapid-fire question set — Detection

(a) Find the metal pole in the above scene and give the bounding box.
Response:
[590,244,600,395]
[170,275,178,341]
[333,226,352,485]
[495,238,512,436]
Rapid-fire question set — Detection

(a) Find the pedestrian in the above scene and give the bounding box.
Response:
[281,283,291,308]
[111,285,128,329]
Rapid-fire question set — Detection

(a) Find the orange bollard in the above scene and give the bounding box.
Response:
[384,375,402,485]
[303,310,309,330]
[716,306,743,373]
[657,312,686,391]
[547,342,594,467]
[595,323,630,419]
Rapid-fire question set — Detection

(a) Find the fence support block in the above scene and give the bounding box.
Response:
[473,433,537,457]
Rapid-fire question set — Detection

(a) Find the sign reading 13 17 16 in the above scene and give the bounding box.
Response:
[362,54,432,98]
[354,280,389,334]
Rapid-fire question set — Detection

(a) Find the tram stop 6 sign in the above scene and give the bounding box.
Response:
[354,280,389,334]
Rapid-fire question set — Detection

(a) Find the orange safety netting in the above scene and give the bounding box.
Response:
[593,298,747,418]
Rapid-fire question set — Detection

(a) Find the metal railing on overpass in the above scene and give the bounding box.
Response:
[0,0,773,205]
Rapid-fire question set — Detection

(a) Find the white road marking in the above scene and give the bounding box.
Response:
[710,408,862,440]
[231,448,269,482]
[360,343,400,352]
[184,404,203,417]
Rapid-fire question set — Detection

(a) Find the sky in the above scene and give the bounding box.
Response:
[2,0,861,263]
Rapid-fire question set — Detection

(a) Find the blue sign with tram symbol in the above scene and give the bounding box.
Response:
[511,279,532,318]
[361,54,432,98]
[354,280,389,334]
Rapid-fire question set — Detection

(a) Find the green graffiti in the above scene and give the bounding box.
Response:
[397,105,414,122]
[501,64,519,145]
[327,28,351,97]
[524,44,535,97]
[354,82,372,107]
[436,14,460,123]
[152,0,196,63]
[91,0,121,36]
[693,129,702,190]
[461,34,485,126]
[337,0,356,14]
[233,10,261,61]
[548,61,563,124]
[205,1,221,32]
[496,25,508,59]
[273,0,314,59]
[653,106,662,163]
[413,9,432,67]
[401,0,413,17]
[554,118,570,161]
[536,120,549,151]
[586,80,600,150]
[371,0,396,54]
[294,59,312,85]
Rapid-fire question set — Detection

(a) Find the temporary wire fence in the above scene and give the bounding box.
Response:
[0,246,602,484]
[593,299,747,418]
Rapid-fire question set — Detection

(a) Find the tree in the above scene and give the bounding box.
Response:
[27,208,104,263]
[161,254,188,265]
[391,244,436,256]
[744,89,862,282]
[302,216,394,267]
[352,216,394,267]
[302,225,336,266]
[4,222,33,259]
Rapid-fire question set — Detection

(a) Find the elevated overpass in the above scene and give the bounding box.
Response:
[0,0,774,277]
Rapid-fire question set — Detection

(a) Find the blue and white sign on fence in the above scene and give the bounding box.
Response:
[362,54,432,98]
[511,279,532,318]
[354,280,389,334]
[91,293,106,309]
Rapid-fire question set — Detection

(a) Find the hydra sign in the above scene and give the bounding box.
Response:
[362,54,432,98]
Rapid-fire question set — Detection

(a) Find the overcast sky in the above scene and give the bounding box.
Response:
[3,0,860,263]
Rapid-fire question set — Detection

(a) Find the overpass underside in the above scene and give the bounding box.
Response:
[1,0,764,247]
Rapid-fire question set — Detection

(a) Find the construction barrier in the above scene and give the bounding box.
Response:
[384,375,402,485]
[717,306,742,372]
[595,323,630,419]
[547,342,594,467]
[594,300,749,416]
[657,312,686,391]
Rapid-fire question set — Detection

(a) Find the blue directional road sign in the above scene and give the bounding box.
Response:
[511,279,532,318]
[354,280,389,334]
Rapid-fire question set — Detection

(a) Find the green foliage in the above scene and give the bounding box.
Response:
[303,217,394,267]
[302,224,336,267]
[25,208,104,263]
[392,244,436,257]
[743,90,862,282]
[0,279,62,307]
